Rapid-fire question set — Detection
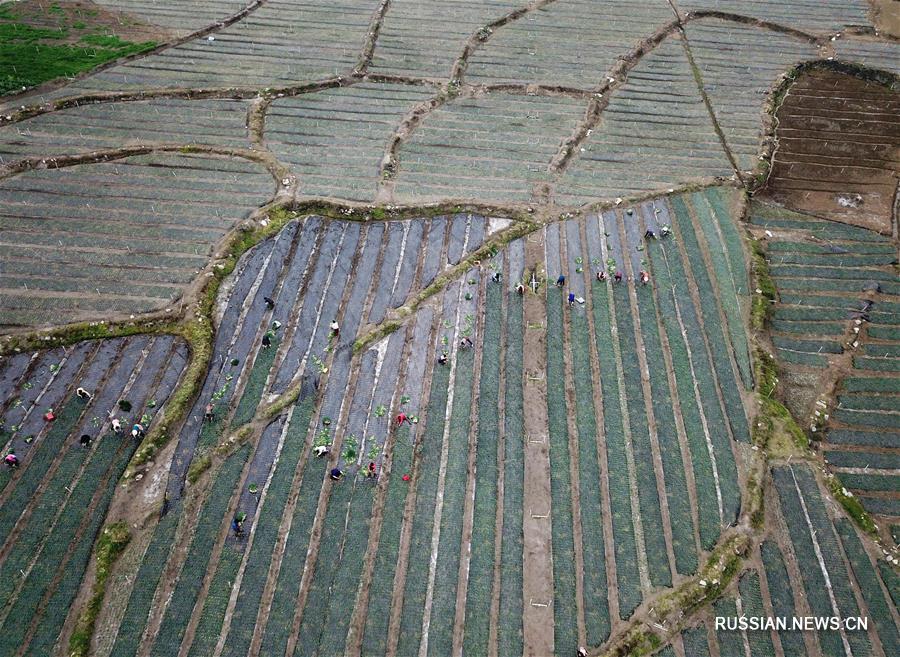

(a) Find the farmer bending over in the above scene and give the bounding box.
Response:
[76,387,92,401]
[4,453,18,469]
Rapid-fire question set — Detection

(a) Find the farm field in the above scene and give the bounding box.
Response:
[1,1,899,656]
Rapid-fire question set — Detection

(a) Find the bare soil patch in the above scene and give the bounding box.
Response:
[763,66,900,235]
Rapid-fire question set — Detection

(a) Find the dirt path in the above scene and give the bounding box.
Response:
[521,233,554,657]
[577,216,620,623]
[556,225,588,645]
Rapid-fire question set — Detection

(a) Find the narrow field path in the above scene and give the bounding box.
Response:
[521,234,554,657]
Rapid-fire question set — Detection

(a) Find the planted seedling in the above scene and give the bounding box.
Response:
[22,381,33,390]
[400,395,410,405]
[322,416,332,427]
[312,355,328,374]
[342,434,358,462]
[249,483,259,495]
[49,363,61,374]
[374,405,386,418]
[314,428,331,448]
[231,358,240,367]
[367,443,381,462]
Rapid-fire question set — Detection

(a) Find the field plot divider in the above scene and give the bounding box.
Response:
[787,467,854,657]
[486,249,510,657]
[753,545,788,657]
[451,259,489,657]
[205,409,293,657]
[598,213,652,594]
[0,352,40,427]
[557,224,589,646]
[616,212,678,583]
[579,214,620,624]
[345,314,422,656]
[637,209,704,563]
[282,342,372,657]
[359,224,392,329]
[266,223,328,389]
[0,343,98,510]
[418,222,472,657]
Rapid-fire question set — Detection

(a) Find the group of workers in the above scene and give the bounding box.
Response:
[4,385,147,471]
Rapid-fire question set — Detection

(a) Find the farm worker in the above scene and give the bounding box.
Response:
[515,283,526,296]
[330,467,344,481]
[396,413,411,427]
[491,271,502,283]
[204,404,215,423]
[79,434,92,448]
[568,292,576,307]
[364,461,377,478]
[76,387,92,401]
[330,320,340,336]
[644,229,656,240]
[263,296,275,309]
[232,517,244,537]
[437,352,449,366]
[459,337,474,349]
[597,270,607,282]
[614,271,623,283]
[660,224,671,238]
[111,417,122,433]
[402,473,411,482]
[556,275,565,287]
[132,423,145,439]
[44,410,55,422]
[639,270,650,286]
[262,331,273,349]
[577,648,588,657]
[314,445,330,458]
[4,453,18,469]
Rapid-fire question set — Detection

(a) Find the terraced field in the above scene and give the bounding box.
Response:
[1,1,899,656]
[657,462,899,657]
[0,335,188,656]
[754,201,900,524]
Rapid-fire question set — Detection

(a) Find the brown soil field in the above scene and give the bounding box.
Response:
[764,66,900,235]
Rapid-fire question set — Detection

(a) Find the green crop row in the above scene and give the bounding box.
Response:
[839,473,900,493]
[838,393,900,411]
[257,445,325,656]
[770,264,896,282]
[760,541,807,657]
[0,398,87,541]
[109,503,181,657]
[361,427,413,656]
[835,519,900,656]
[647,244,722,551]
[878,562,900,608]
[426,345,476,657]
[545,287,578,652]
[0,432,123,652]
[498,293,524,657]
[672,196,750,443]
[689,192,753,388]
[463,283,503,655]
[857,495,900,516]
[589,281,642,618]
[231,338,280,427]
[294,477,355,651]
[635,289,697,576]
[150,446,251,657]
[568,310,611,645]
[187,545,243,657]
[771,253,896,267]
[750,216,890,242]
[681,626,712,657]
[220,396,316,657]
[772,467,846,657]
[825,450,900,471]
[833,408,900,429]
[713,597,744,657]
[316,485,377,656]
[772,336,843,354]
[395,360,451,656]
[613,286,670,588]
[775,277,900,296]
[869,326,900,340]
[827,429,899,449]
[705,188,750,298]
[775,348,829,368]
[739,571,777,657]
[843,376,900,393]
[853,357,900,372]
[654,238,742,524]
[769,318,845,336]
[862,343,900,358]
